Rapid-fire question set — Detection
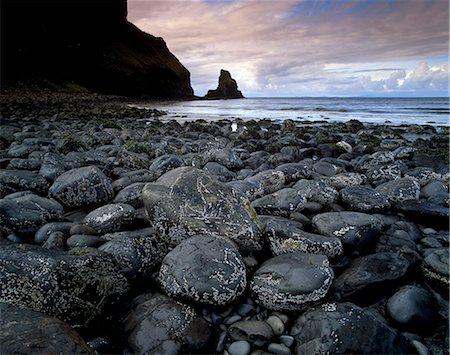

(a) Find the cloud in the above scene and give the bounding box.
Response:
[128,0,449,96]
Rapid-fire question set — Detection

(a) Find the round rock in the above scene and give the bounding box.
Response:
[82,203,135,235]
[250,252,333,311]
[340,185,390,212]
[159,234,246,306]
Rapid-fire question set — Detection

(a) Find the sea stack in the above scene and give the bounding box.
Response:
[205,69,244,99]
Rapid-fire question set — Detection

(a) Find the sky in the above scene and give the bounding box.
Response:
[128,0,449,97]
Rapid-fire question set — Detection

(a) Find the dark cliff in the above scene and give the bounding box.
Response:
[205,70,244,99]
[1,0,194,98]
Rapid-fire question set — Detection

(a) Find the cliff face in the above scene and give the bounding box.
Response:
[1,0,194,98]
[205,70,244,99]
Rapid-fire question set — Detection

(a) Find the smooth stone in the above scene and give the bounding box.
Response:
[291,302,414,354]
[251,253,333,311]
[386,285,437,333]
[251,188,306,215]
[159,234,246,306]
[332,252,409,304]
[421,248,449,293]
[66,235,106,248]
[279,335,294,348]
[327,173,365,189]
[265,315,285,335]
[412,340,431,355]
[39,152,66,181]
[224,315,243,326]
[42,231,67,250]
[113,182,146,208]
[236,304,255,317]
[339,185,390,212]
[207,148,244,170]
[312,161,336,176]
[48,165,113,208]
[69,224,98,236]
[204,162,236,182]
[148,154,184,179]
[245,169,286,195]
[82,203,135,235]
[228,340,251,355]
[293,179,338,209]
[375,177,420,203]
[397,200,449,228]
[0,169,49,197]
[267,343,291,354]
[34,222,72,244]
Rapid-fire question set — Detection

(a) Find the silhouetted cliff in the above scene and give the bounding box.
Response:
[1,0,194,98]
[205,70,244,99]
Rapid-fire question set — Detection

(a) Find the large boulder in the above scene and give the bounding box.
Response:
[0,303,93,354]
[0,240,129,326]
[143,167,262,251]
[49,165,113,207]
[204,69,244,99]
[291,302,414,354]
[159,234,246,306]
[124,292,211,355]
[250,252,334,311]
[0,193,64,236]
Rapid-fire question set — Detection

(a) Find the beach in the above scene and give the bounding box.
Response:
[0,91,449,354]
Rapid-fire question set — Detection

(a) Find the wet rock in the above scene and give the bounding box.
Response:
[229,179,264,200]
[228,340,251,355]
[366,162,403,184]
[312,211,382,250]
[82,203,135,235]
[312,161,337,176]
[49,165,113,207]
[0,194,64,236]
[251,188,306,215]
[339,185,390,212]
[99,227,167,278]
[229,320,274,347]
[397,200,449,228]
[274,162,310,183]
[291,302,414,354]
[159,234,246,306]
[124,292,211,355]
[386,285,437,333]
[143,167,262,251]
[0,303,93,354]
[268,343,291,354]
[292,179,338,210]
[327,172,365,189]
[43,231,68,250]
[260,215,342,258]
[332,252,409,304]
[34,221,72,244]
[113,182,146,208]
[39,153,68,181]
[207,148,244,170]
[375,177,420,203]
[203,162,236,182]
[420,180,448,205]
[246,169,286,195]
[66,234,106,248]
[148,154,184,179]
[251,252,333,311]
[421,248,449,294]
[0,240,129,326]
[265,315,285,335]
[7,158,41,170]
[0,169,49,197]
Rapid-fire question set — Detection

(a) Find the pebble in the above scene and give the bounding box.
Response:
[236,303,255,317]
[267,343,291,354]
[228,340,251,355]
[265,315,285,335]
[224,315,243,326]
[279,335,294,347]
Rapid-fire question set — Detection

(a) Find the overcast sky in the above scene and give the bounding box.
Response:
[128,0,449,97]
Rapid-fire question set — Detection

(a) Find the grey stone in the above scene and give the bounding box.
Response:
[251,253,333,311]
[66,235,106,248]
[332,252,409,303]
[421,248,449,293]
[279,335,294,347]
[7,158,41,170]
[148,154,184,179]
[292,179,338,210]
[397,200,449,228]
[265,315,285,335]
[268,343,291,354]
[245,169,286,195]
[0,194,64,236]
[375,177,420,203]
[260,215,343,258]
[42,231,68,250]
[143,167,262,251]
[386,285,437,333]
[251,188,306,215]
[326,172,365,189]
[291,302,414,354]
[203,162,236,182]
[34,222,72,244]
[340,185,390,212]
[312,161,337,176]
[312,211,383,250]
[0,240,129,326]
[208,148,244,170]
[82,203,135,235]
[228,179,264,200]
[99,227,167,278]
[274,163,310,183]
[124,292,211,355]
[159,234,246,306]
[366,162,403,183]
[0,303,93,354]
[49,165,113,207]
[228,340,251,355]
[113,182,146,208]
[420,180,448,205]
[229,320,274,347]
[0,169,49,197]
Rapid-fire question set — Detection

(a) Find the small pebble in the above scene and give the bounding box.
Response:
[422,228,436,235]
[279,335,294,348]
[272,312,289,324]
[228,340,251,355]
[243,256,258,268]
[411,340,430,355]
[267,343,291,354]
[216,331,228,353]
[224,314,242,326]
[236,303,255,317]
[266,315,285,335]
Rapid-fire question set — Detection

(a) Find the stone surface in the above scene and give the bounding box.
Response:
[332,252,410,303]
[291,302,414,354]
[0,239,129,326]
[204,69,244,99]
[251,252,333,311]
[229,320,274,347]
[124,292,211,355]
[49,165,113,207]
[143,167,262,251]
[397,200,449,228]
[251,188,306,215]
[159,234,246,306]
[113,182,146,208]
[34,222,72,244]
[340,185,390,212]
[375,177,420,203]
[293,179,338,209]
[386,285,437,333]
[421,248,449,293]
[99,227,167,278]
[0,169,49,197]
[260,215,343,258]
[0,194,64,236]
[82,203,135,235]
[0,303,93,354]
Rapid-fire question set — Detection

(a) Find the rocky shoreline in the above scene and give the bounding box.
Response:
[0,92,449,354]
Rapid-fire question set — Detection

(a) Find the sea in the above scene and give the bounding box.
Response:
[134,97,450,126]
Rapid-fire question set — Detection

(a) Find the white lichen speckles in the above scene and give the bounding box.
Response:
[333,225,356,237]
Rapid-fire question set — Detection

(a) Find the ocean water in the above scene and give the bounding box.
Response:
[135,97,449,126]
